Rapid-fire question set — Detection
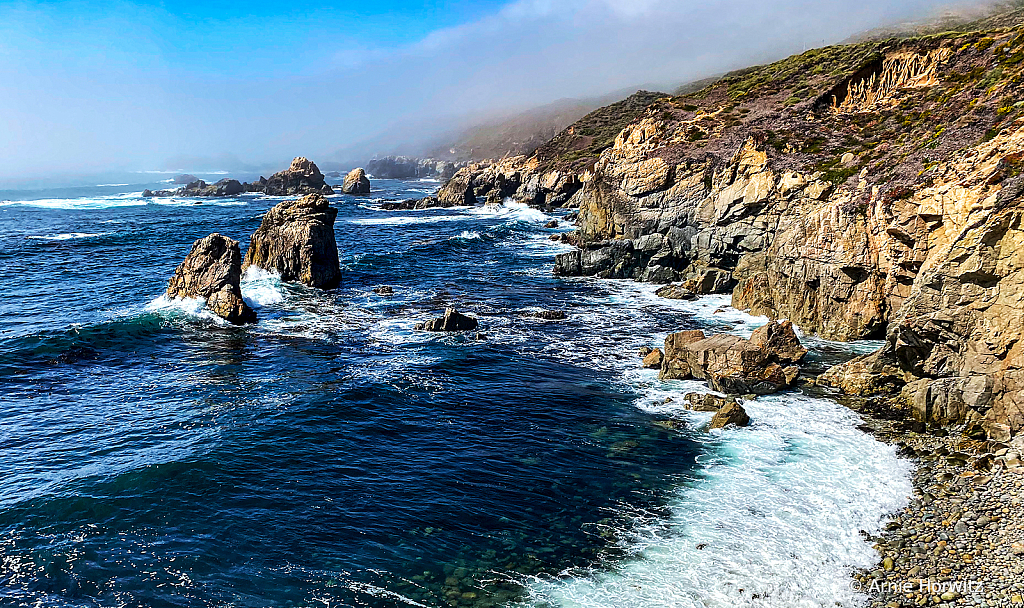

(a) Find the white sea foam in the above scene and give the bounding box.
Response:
[1,193,245,210]
[144,295,225,324]
[523,392,912,608]
[467,199,552,223]
[95,183,130,187]
[348,215,465,226]
[240,267,286,308]
[27,232,107,241]
[451,230,482,241]
[516,279,911,608]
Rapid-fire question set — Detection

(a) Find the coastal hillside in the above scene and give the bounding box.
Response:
[429,16,1024,442]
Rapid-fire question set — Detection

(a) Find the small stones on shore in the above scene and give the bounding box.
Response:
[852,418,1024,608]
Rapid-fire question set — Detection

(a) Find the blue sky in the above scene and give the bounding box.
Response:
[0,0,971,179]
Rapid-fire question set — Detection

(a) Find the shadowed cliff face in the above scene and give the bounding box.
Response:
[455,23,1024,440]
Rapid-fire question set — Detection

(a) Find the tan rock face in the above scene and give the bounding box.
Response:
[243,194,341,289]
[658,322,804,395]
[262,157,334,196]
[166,234,256,325]
[341,168,370,195]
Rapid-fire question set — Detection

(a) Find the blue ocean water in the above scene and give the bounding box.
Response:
[0,177,912,608]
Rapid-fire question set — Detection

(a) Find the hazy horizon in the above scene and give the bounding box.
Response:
[0,0,995,184]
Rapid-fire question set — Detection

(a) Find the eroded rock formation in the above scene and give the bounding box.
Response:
[166,234,256,325]
[658,322,804,395]
[242,193,341,289]
[342,168,371,195]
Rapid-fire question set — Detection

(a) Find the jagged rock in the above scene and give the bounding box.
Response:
[655,284,697,300]
[683,392,737,412]
[260,157,334,196]
[660,330,707,379]
[659,322,804,395]
[709,401,751,429]
[642,348,663,369]
[416,308,478,332]
[373,286,394,295]
[749,320,807,363]
[166,234,256,325]
[341,168,370,195]
[639,346,654,358]
[242,193,341,289]
[544,220,559,228]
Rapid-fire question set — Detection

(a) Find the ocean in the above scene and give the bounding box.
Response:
[0,176,912,607]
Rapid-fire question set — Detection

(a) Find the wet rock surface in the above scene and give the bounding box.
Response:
[416,308,479,332]
[242,193,341,289]
[166,233,256,325]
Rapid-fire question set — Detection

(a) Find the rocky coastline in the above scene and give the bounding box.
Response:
[144,157,335,198]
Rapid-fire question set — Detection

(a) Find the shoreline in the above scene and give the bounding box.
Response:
[837,394,1024,607]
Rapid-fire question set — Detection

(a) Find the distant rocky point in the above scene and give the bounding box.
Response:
[144,157,334,198]
[365,156,465,180]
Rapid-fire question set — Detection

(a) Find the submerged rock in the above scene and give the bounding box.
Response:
[341,168,371,195]
[416,308,479,332]
[166,233,256,325]
[655,284,697,300]
[242,193,341,289]
[526,310,567,320]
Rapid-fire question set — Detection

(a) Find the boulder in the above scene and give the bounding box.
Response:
[544,220,559,229]
[709,401,751,429]
[642,348,664,369]
[749,320,807,363]
[173,174,199,185]
[416,308,479,332]
[373,285,394,295]
[166,234,256,325]
[683,392,737,411]
[242,193,341,289]
[260,157,334,196]
[342,168,371,195]
[655,284,698,300]
[659,322,805,395]
[660,330,707,379]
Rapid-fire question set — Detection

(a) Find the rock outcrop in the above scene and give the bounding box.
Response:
[659,322,804,395]
[341,168,370,195]
[142,158,333,198]
[709,401,751,429]
[416,308,479,332]
[242,193,341,289]
[166,234,256,325]
[365,156,464,180]
[259,157,334,196]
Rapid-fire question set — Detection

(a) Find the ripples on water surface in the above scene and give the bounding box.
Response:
[0,179,910,607]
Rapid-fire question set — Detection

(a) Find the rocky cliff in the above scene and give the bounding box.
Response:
[530,24,1024,440]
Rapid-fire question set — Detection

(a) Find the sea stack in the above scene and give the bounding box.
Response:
[341,168,371,194]
[242,193,341,289]
[261,157,335,196]
[166,234,256,325]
